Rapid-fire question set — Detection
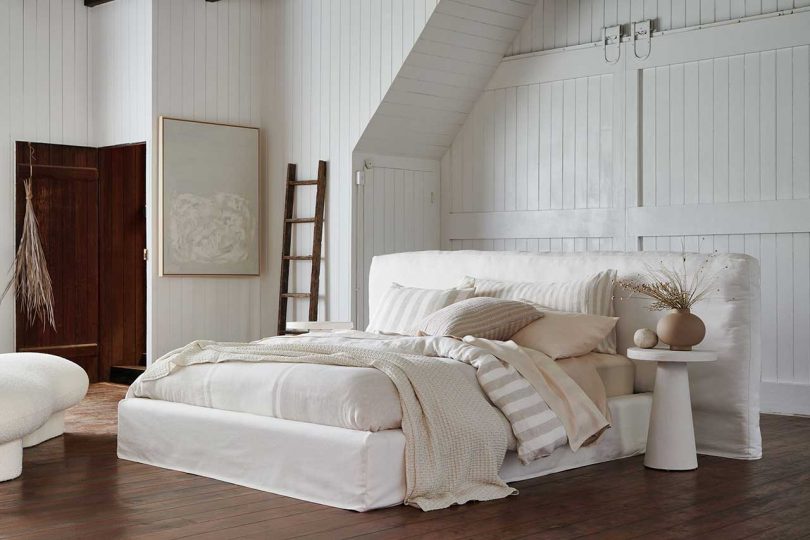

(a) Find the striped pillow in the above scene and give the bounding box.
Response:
[366,284,474,336]
[473,354,567,463]
[418,297,543,341]
[469,270,618,354]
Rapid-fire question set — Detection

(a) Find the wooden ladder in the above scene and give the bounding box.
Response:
[277,160,327,335]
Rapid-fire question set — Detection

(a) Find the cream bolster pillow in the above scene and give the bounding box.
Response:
[510,310,619,360]
[418,297,543,341]
[366,283,475,336]
[466,270,618,355]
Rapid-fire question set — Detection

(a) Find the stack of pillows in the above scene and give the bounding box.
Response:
[366,271,618,360]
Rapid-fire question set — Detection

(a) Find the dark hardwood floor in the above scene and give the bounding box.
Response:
[1,384,809,539]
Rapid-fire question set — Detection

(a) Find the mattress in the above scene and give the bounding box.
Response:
[133,361,409,432]
[583,352,635,398]
[132,350,634,432]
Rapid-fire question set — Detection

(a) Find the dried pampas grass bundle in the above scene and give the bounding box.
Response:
[0,144,56,331]
[617,250,722,312]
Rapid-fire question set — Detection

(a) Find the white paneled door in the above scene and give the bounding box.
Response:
[353,155,441,329]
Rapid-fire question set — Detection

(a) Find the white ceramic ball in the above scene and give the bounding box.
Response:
[634,328,658,349]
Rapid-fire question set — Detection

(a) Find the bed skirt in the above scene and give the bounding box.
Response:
[118,393,652,511]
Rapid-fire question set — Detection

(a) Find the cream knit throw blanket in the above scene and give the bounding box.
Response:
[132,338,516,511]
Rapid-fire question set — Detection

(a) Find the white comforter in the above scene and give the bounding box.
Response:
[129,332,608,510]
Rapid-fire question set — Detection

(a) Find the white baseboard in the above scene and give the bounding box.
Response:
[761,381,810,416]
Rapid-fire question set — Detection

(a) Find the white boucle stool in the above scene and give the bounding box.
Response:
[0,353,89,481]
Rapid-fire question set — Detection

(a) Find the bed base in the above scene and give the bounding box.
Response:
[118,393,652,512]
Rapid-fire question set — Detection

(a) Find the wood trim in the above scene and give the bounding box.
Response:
[761,381,810,415]
[488,44,624,90]
[445,209,625,240]
[16,164,99,180]
[628,10,810,69]
[627,200,810,237]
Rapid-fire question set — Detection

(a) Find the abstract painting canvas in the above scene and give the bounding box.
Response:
[159,117,260,276]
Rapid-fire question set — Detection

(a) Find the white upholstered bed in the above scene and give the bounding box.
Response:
[118,250,761,511]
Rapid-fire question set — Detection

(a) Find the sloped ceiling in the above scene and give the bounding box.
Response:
[355,0,538,160]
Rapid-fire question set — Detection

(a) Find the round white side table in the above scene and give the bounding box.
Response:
[626,347,717,471]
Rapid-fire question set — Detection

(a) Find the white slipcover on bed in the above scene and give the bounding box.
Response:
[369,250,761,460]
[119,249,760,511]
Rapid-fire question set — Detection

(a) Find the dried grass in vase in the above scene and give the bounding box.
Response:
[616,253,721,311]
[617,250,724,351]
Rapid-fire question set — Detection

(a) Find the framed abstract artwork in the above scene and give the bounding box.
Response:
[158,116,260,276]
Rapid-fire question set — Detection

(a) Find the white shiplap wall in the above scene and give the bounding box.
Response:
[441,11,810,413]
[88,0,152,358]
[506,0,810,55]
[262,0,438,335]
[0,0,91,353]
[151,0,264,357]
[88,0,151,148]
[354,155,441,328]
[450,237,615,251]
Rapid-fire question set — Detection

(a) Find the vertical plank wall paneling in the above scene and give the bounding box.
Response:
[638,40,810,406]
[506,0,810,56]
[354,157,441,329]
[441,13,810,413]
[151,0,263,357]
[0,0,91,353]
[87,0,152,361]
[263,0,438,336]
[89,0,151,148]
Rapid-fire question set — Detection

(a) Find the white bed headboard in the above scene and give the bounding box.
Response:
[368,250,761,461]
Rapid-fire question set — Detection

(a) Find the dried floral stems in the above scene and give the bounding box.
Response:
[0,144,56,331]
[617,254,720,311]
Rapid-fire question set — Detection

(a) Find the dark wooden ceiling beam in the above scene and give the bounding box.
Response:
[86,0,221,5]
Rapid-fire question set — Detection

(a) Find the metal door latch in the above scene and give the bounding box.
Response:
[632,20,652,60]
[603,25,621,64]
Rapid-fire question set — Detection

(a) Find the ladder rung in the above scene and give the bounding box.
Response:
[285,218,316,224]
[282,293,311,298]
[288,180,319,186]
[283,255,313,260]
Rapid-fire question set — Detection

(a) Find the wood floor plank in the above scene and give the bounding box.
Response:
[0,384,808,539]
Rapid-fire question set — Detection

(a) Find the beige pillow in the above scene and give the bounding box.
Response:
[418,297,543,340]
[510,310,619,360]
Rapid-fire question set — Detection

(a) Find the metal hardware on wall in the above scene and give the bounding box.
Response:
[603,25,622,64]
[632,20,652,60]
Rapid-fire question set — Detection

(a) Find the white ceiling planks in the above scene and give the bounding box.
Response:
[355,0,538,160]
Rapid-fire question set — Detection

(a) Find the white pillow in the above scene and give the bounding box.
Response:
[511,310,619,360]
[366,284,475,335]
[468,270,618,353]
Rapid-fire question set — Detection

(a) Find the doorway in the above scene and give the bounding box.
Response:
[14,141,147,382]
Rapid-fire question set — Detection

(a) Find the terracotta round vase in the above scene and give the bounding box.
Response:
[656,309,706,351]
